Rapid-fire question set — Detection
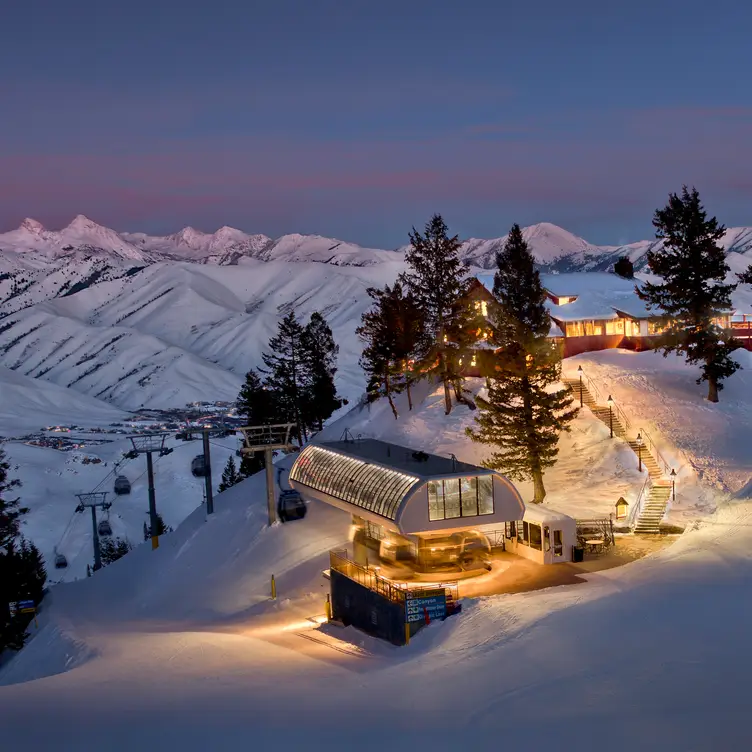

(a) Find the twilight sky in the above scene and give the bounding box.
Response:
[2,0,751,247]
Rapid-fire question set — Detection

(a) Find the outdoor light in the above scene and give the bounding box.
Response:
[636,432,643,472]
[577,365,584,407]
[607,395,614,438]
[670,468,677,502]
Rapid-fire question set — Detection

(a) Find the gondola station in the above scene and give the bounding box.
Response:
[289,437,578,644]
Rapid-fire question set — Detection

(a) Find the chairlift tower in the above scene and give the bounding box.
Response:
[126,433,172,550]
[238,423,295,525]
[75,492,111,571]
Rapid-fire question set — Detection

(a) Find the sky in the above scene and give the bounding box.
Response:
[1,0,751,248]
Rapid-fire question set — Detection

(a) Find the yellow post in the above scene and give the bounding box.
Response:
[325,594,332,621]
[152,535,159,550]
[271,574,276,600]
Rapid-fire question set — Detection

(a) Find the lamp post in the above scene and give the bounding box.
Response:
[670,468,677,502]
[577,365,584,407]
[636,432,643,473]
[607,395,614,438]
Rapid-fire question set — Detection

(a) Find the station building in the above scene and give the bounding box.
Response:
[289,437,577,572]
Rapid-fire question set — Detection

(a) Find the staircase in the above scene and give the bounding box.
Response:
[563,376,671,534]
[633,482,672,534]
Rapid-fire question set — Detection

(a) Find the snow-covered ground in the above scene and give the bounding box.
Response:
[1,424,752,749]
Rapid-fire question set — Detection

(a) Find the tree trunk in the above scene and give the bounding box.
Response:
[385,372,399,420]
[405,372,413,411]
[452,380,476,410]
[531,465,546,503]
[707,375,719,403]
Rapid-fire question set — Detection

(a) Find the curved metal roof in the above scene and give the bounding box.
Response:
[289,444,421,521]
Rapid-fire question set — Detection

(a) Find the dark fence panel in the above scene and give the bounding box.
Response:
[330,569,406,646]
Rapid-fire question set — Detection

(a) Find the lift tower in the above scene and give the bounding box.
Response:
[75,492,111,571]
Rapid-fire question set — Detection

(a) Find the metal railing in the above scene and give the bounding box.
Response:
[637,428,670,476]
[628,474,651,529]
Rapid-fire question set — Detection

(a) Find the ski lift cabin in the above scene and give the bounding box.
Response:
[97,519,112,537]
[276,468,306,522]
[191,455,207,477]
[114,475,131,495]
[54,552,68,569]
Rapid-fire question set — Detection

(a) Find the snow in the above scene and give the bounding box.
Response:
[1,383,752,747]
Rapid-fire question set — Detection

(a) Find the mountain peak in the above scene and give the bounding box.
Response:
[66,214,98,231]
[20,218,45,234]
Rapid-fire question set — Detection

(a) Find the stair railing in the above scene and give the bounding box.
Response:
[628,474,651,530]
[580,371,603,403]
[637,428,670,477]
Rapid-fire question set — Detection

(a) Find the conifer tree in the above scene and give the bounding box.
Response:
[144,513,170,540]
[614,256,634,279]
[261,311,308,442]
[236,368,270,476]
[357,286,403,419]
[218,455,242,492]
[402,214,472,414]
[637,186,739,402]
[467,224,578,503]
[0,448,26,550]
[300,312,342,432]
[100,537,132,566]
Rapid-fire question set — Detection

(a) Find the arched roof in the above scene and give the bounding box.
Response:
[289,443,421,521]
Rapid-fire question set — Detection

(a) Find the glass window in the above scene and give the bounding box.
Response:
[566,321,584,337]
[428,480,444,521]
[543,525,551,552]
[519,521,529,546]
[478,476,494,515]
[461,477,478,517]
[443,479,461,519]
[553,530,563,556]
[505,520,516,538]
[605,319,624,335]
[529,523,542,551]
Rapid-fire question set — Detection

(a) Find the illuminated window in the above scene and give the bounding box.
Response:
[553,529,563,556]
[470,355,477,367]
[474,300,488,316]
[648,320,667,335]
[529,523,542,551]
[605,319,624,335]
[427,476,495,521]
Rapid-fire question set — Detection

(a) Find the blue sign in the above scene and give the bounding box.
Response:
[405,594,447,623]
[18,600,35,613]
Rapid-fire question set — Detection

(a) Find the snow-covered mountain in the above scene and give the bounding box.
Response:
[2,213,752,416]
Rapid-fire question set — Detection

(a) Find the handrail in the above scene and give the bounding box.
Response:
[628,474,651,529]
[637,428,670,477]
[610,399,632,431]
[580,372,603,403]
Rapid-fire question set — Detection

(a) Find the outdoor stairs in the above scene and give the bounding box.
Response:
[563,376,671,534]
[633,483,672,534]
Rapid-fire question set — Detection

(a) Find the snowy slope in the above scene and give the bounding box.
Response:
[1,408,752,748]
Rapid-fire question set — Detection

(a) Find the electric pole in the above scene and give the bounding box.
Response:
[75,492,111,571]
[201,429,214,515]
[125,433,172,550]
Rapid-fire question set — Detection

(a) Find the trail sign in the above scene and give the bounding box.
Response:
[405,592,447,624]
[8,602,18,617]
[18,600,36,614]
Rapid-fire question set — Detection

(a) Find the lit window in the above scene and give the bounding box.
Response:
[470,355,477,367]
[426,476,495,521]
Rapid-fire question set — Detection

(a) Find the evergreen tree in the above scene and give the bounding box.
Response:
[402,214,473,414]
[300,312,343,432]
[100,537,132,566]
[261,311,308,442]
[144,513,171,540]
[235,368,270,476]
[0,447,26,550]
[467,224,578,503]
[357,286,404,419]
[218,455,242,492]
[614,256,634,279]
[0,449,46,652]
[636,186,739,402]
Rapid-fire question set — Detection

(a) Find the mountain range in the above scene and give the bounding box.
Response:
[1,214,751,417]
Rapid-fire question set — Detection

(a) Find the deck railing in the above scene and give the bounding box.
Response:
[637,428,670,477]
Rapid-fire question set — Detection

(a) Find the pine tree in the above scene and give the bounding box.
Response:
[357,287,404,419]
[467,224,578,503]
[235,368,270,476]
[261,311,308,442]
[0,447,26,550]
[614,256,634,279]
[402,214,472,414]
[144,513,170,540]
[300,312,342,432]
[218,455,241,492]
[637,186,739,402]
[0,450,46,652]
[100,537,132,566]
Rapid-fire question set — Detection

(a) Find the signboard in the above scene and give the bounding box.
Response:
[8,602,18,618]
[18,600,36,614]
[405,592,447,624]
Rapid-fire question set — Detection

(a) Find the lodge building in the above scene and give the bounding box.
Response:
[468,271,746,363]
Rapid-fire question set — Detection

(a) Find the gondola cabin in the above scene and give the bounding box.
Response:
[54,553,68,569]
[97,519,112,537]
[191,455,207,477]
[277,489,307,522]
[114,475,131,495]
